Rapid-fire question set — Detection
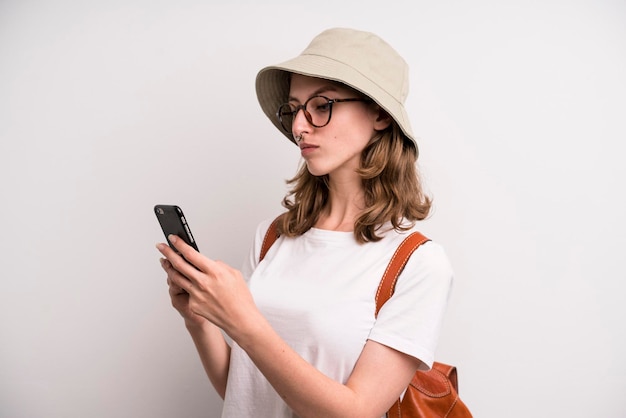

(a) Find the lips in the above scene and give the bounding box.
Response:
[299,142,318,155]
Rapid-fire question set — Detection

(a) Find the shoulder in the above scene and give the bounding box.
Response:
[409,240,454,280]
[241,215,283,279]
[254,216,278,240]
[253,214,280,241]
[383,225,454,284]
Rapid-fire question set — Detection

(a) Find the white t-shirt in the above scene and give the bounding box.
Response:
[221,218,454,418]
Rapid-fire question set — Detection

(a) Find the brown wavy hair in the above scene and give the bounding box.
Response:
[277,123,432,243]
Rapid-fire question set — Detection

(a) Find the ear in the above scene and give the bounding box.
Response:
[373,107,392,131]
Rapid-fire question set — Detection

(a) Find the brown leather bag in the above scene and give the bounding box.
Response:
[260,218,472,418]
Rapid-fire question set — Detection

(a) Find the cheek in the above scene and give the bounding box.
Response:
[340,128,377,151]
[332,113,377,145]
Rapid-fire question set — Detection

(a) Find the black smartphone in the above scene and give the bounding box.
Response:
[154,204,199,253]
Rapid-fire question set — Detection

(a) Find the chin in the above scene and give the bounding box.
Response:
[305,163,329,177]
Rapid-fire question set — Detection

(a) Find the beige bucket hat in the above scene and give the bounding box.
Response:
[255,27,416,150]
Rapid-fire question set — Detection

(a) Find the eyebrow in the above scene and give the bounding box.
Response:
[288,85,339,103]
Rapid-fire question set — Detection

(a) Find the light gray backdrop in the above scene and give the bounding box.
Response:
[1,0,624,417]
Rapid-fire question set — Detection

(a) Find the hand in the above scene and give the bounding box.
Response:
[160,257,207,328]
[156,235,259,338]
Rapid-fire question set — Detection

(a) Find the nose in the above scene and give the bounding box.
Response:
[291,106,311,136]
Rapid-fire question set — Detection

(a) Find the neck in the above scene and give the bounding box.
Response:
[315,175,365,232]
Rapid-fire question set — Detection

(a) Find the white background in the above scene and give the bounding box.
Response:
[1,1,624,417]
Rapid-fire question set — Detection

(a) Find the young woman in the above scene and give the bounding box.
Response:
[156,28,453,418]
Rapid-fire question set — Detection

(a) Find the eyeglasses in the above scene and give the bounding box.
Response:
[276,95,373,134]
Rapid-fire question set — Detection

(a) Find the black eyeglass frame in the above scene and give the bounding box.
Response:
[276,95,373,134]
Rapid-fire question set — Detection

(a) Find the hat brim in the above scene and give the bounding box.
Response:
[256,54,416,148]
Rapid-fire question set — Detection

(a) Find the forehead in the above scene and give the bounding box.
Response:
[288,74,353,99]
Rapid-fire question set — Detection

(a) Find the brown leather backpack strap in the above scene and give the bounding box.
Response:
[259,216,281,262]
[375,232,430,317]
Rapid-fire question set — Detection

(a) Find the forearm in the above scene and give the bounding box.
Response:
[186,320,231,399]
[233,316,375,418]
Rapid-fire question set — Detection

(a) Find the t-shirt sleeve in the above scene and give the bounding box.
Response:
[241,217,276,282]
[367,240,454,370]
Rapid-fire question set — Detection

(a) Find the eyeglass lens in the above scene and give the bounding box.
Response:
[277,96,333,133]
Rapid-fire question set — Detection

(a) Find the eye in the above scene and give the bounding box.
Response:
[309,96,331,114]
[315,102,331,112]
[278,104,296,117]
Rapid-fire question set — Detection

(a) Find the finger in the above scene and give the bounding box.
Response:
[157,250,195,293]
[163,263,187,296]
[167,235,218,275]
[169,280,188,296]
[160,257,182,282]
[169,272,192,294]
[156,241,201,283]
[160,257,178,275]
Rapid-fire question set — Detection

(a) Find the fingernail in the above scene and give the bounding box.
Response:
[168,235,177,244]
[156,243,166,251]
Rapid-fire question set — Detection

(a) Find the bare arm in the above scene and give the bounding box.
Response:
[236,317,420,418]
[161,258,231,398]
[158,235,421,418]
[186,320,230,399]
